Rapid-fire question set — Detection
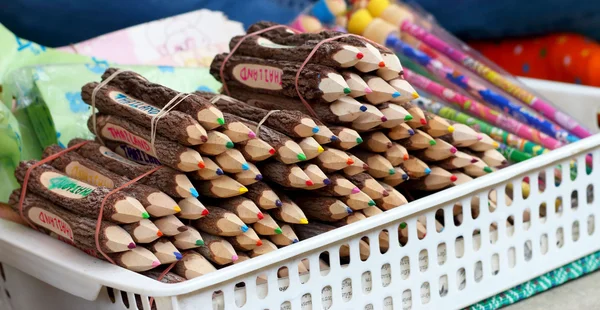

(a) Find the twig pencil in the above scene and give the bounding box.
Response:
[232,162,263,186]
[195,175,248,198]
[177,197,209,220]
[221,113,257,143]
[245,181,283,210]
[384,142,409,166]
[70,139,198,199]
[360,131,393,153]
[228,34,362,69]
[90,114,204,172]
[174,251,217,279]
[99,134,159,165]
[400,129,436,150]
[342,153,369,176]
[214,149,250,173]
[346,172,389,200]
[269,196,308,225]
[238,118,307,164]
[362,75,401,104]
[82,82,207,146]
[378,102,413,128]
[253,213,283,235]
[314,147,356,172]
[249,239,279,257]
[269,222,299,246]
[399,101,427,128]
[239,88,366,124]
[211,53,350,103]
[421,111,454,137]
[10,191,136,253]
[211,96,319,138]
[197,233,238,265]
[225,227,262,251]
[188,157,224,181]
[469,133,500,152]
[15,161,148,224]
[217,196,264,224]
[122,219,162,244]
[329,126,363,150]
[295,196,352,222]
[153,215,187,236]
[259,161,313,188]
[171,226,204,250]
[236,137,276,162]
[399,156,431,179]
[314,174,361,197]
[338,190,376,210]
[351,149,395,178]
[298,137,324,160]
[302,163,331,189]
[405,166,457,191]
[194,206,248,236]
[388,123,415,140]
[102,68,225,130]
[145,239,182,264]
[378,52,403,81]
[413,138,457,162]
[463,160,495,177]
[382,167,410,186]
[387,78,419,104]
[437,151,477,170]
[341,71,372,98]
[312,119,338,145]
[197,131,234,156]
[143,270,186,283]
[352,103,386,131]
[43,145,180,217]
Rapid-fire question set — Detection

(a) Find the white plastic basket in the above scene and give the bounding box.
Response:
[1,78,600,310]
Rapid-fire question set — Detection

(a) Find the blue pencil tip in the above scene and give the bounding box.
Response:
[331,135,339,142]
[323,178,332,186]
[292,239,299,243]
[402,174,409,180]
[360,105,368,112]
[255,174,263,181]
[275,200,283,207]
[312,127,320,133]
[408,129,415,135]
[242,163,250,171]
[190,188,199,198]
[241,225,249,232]
[346,208,353,214]
[425,168,431,175]
[216,168,224,175]
[392,92,401,98]
[174,252,183,260]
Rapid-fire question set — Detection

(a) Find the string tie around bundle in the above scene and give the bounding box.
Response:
[149,93,192,156]
[255,110,280,139]
[90,69,127,145]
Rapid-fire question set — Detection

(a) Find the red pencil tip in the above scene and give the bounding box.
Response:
[363,164,370,170]
[256,239,263,246]
[382,190,390,197]
[128,242,136,249]
[269,148,276,155]
[450,175,458,182]
[381,116,388,122]
[450,147,457,154]
[420,118,427,125]
[356,52,364,59]
[257,212,264,220]
[201,136,208,142]
[403,154,409,160]
[157,231,163,237]
[471,158,479,163]
[346,158,355,165]
[378,61,385,68]
[305,180,314,186]
[201,209,209,216]
[198,162,205,169]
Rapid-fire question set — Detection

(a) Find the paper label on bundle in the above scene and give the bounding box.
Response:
[109,91,161,116]
[65,161,115,188]
[114,144,161,166]
[41,171,96,199]
[29,207,74,242]
[256,37,295,49]
[101,123,156,156]
[99,146,144,167]
[232,64,283,90]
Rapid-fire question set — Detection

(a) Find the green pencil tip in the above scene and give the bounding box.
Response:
[429,140,436,146]
[404,115,413,121]
[196,240,205,246]
[368,200,376,206]
[297,153,307,161]
[484,166,493,173]
[142,212,150,219]
[389,169,396,175]
[400,222,407,229]
[343,87,351,94]
[217,118,225,125]
[275,227,283,234]
[356,137,363,144]
[226,141,234,149]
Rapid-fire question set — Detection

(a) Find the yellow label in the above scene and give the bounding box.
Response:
[232,64,283,90]
[100,123,155,156]
[65,161,115,188]
[29,207,74,241]
[40,171,96,199]
[256,37,294,49]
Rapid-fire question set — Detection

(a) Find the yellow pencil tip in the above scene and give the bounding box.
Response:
[239,187,248,194]
[412,92,420,99]
[174,206,181,213]
[317,146,324,153]
[493,141,499,148]
[448,126,455,133]
[300,218,309,224]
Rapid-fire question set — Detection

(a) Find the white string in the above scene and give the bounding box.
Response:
[150,93,192,155]
[91,69,127,145]
[255,110,280,139]
[209,94,227,104]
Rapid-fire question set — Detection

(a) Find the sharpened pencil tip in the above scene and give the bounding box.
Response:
[312,127,320,133]
[242,163,250,171]
[201,209,209,216]
[378,61,385,68]
[323,178,332,186]
[400,222,407,229]
[392,92,401,98]
[425,168,432,175]
[408,129,415,135]
[383,190,390,197]
[275,200,283,207]
[477,134,483,141]
[269,148,276,155]
[157,231,163,237]
[293,239,299,243]
[343,87,351,94]
[217,118,225,125]
[402,174,409,180]
[257,212,264,220]
[356,137,363,144]
[128,242,136,249]
[420,118,427,125]
[351,187,360,194]
[226,141,234,149]
[241,225,249,232]
[346,158,355,165]
[365,87,373,94]
[404,115,413,121]
[142,212,150,219]
[232,254,239,262]
[356,52,364,59]
[174,206,181,213]
[317,146,325,153]
[248,131,256,139]
[177,226,187,232]
[403,154,409,160]
[256,239,263,246]
[450,175,458,182]
[368,200,376,206]
[196,240,204,246]
[331,135,339,141]
[412,92,420,99]
[389,169,396,175]
[471,157,479,163]
[198,162,206,169]
[216,168,224,176]
[493,141,499,148]
[152,261,161,268]
[381,116,388,122]
[174,252,183,260]
[450,147,457,154]
[190,188,199,198]
[297,153,307,161]
[275,227,283,234]
[448,126,455,133]
[300,218,309,224]
[239,187,248,194]
[360,105,368,112]
[201,135,208,142]
[346,208,353,214]
[484,166,493,173]
[255,174,263,181]
[305,180,314,186]
[429,140,436,146]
